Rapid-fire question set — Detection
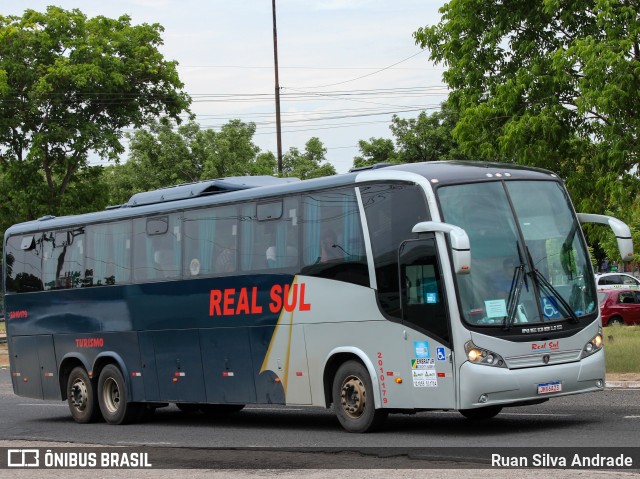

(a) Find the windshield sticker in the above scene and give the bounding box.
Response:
[436,347,447,361]
[541,297,562,319]
[485,299,507,318]
[414,341,430,358]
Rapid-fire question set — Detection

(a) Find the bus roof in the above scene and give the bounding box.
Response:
[4,161,559,237]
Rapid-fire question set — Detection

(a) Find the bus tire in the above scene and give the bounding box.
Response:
[67,366,101,424]
[97,364,139,425]
[332,360,387,433]
[459,405,502,420]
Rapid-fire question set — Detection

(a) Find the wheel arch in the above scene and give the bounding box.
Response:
[322,347,381,409]
[607,315,625,326]
[58,353,91,400]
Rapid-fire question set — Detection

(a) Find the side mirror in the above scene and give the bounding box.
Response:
[577,213,634,261]
[412,221,471,274]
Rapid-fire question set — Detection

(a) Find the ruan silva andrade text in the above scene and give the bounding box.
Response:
[209,283,311,317]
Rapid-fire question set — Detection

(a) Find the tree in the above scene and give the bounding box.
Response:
[352,102,469,169]
[200,119,276,179]
[390,103,468,163]
[104,119,205,205]
[0,7,190,223]
[106,119,278,205]
[282,137,336,179]
[353,137,398,168]
[414,0,640,212]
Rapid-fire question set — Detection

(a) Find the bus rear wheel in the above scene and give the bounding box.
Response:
[98,364,140,425]
[67,366,101,423]
[332,360,387,433]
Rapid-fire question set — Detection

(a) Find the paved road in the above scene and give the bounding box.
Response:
[0,369,639,475]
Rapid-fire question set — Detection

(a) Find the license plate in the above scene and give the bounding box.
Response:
[537,381,562,394]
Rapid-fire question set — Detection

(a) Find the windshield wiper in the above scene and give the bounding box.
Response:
[504,241,528,331]
[526,246,580,324]
[504,264,526,330]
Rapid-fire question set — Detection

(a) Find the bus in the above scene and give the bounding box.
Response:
[2,161,633,433]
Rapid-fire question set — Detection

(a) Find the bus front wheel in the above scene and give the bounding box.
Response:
[67,366,101,423]
[97,364,140,425]
[332,360,387,433]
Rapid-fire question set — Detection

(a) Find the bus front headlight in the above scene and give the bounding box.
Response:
[464,341,506,368]
[581,328,603,359]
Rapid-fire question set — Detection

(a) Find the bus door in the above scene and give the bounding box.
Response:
[399,238,455,409]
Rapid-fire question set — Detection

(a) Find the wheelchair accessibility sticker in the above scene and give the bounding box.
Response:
[541,297,561,319]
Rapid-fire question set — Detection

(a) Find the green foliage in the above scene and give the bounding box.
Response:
[414,0,640,214]
[106,118,278,205]
[281,137,336,179]
[352,102,469,168]
[107,121,336,205]
[200,119,276,179]
[0,6,190,230]
[391,104,468,163]
[353,137,398,168]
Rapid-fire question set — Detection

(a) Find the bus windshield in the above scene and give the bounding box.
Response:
[438,180,596,327]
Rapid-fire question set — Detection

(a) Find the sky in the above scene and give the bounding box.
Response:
[4,1,449,174]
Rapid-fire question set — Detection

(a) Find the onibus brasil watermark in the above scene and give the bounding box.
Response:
[6,448,151,469]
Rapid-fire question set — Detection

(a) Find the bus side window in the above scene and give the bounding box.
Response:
[183,205,239,277]
[299,187,369,286]
[240,197,299,273]
[85,221,132,286]
[42,227,85,290]
[4,235,44,293]
[360,183,431,319]
[133,215,181,281]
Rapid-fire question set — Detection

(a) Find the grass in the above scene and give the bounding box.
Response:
[603,325,640,374]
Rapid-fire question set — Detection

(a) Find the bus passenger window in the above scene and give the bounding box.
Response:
[183,205,238,277]
[4,235,44,293]
[133,215,181,281]
[42,228,85,290]
[85,221,131,286]
[299,187,368,286]
[360,183,431,319]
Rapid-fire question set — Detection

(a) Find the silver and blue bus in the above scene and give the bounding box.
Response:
[3,161,632,432]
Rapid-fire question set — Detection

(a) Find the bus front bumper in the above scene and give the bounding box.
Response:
[458,349,606,410]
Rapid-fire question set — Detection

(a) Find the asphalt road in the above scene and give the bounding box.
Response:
[0,369,639,473]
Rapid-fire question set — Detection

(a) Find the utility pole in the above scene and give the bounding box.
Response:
[272,0,283,174]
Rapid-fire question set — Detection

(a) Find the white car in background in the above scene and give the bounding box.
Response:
[595,272,640,289]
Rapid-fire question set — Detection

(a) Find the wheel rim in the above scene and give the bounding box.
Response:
[70,378,88,412]
[102,377,120,414]
[340,375,367,419]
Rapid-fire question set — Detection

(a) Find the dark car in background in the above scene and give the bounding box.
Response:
[598,289,640,326]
